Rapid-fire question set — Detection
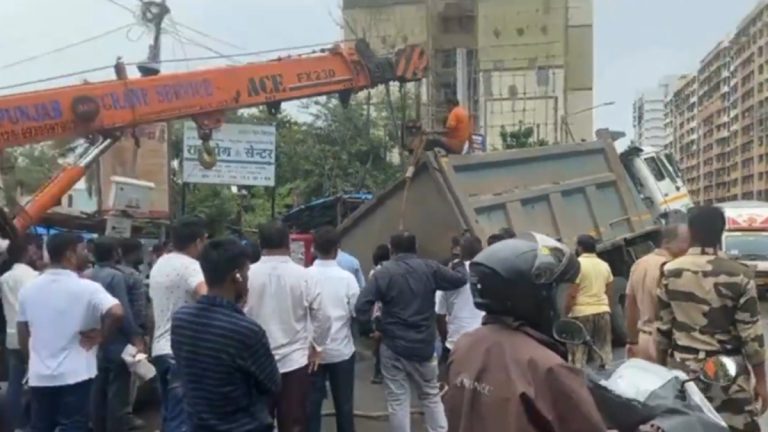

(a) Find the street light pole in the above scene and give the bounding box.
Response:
[561,101,616,143]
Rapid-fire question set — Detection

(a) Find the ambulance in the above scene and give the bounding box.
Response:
[718,201,768,296]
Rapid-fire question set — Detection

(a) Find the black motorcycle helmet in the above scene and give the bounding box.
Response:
[470,232,581,335]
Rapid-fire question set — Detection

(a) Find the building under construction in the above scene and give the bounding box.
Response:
[342,0,594,150]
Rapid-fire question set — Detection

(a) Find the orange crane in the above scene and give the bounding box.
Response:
[0,39,428,239]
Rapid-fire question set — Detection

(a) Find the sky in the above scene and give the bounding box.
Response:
[0,0,764,139]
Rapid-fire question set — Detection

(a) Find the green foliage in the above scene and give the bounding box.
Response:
[0,144,62,207]
[175,94,404,236]
[500,125,550,150]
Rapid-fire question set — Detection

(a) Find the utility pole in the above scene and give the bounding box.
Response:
[456,48,468,107]
[137,0,170,77]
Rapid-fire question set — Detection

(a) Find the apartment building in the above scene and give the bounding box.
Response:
[668,1,768,204]
[342,0,594,150]
[633,76,680,149]
[669,75,700,202]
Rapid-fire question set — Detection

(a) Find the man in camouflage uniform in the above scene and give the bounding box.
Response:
[657,205,768,432]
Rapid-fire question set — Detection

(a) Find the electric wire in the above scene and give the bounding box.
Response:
[106,0,245,51]
[0,24,134,71]
[104,0,135,14]
[164,28,242,64]
[173,21,246,51]
[0,40,353,92]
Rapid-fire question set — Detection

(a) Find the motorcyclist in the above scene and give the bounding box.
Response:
[442,232,607,432]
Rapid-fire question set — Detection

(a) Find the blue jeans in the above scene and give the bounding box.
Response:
[153,354,187,432]
[29,379,92,432]
[307,354,356,432]
[6,349,28,431]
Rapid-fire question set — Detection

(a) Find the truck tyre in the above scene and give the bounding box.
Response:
[611,277,628,346]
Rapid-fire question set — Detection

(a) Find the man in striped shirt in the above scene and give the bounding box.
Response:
[172,238,280,431]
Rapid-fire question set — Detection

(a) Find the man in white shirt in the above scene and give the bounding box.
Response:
[1,234,41,432]
[306,226,360,432]
[149,216,208,432]
[435,234,485,380]
[18,232,124,431]
[246,221,332,432]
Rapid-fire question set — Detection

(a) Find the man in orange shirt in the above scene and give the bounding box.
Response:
[424,97,472,154]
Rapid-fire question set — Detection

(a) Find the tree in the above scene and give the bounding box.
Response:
[0,144,64,208]
[169,96,403,236]
[500,125,549,150]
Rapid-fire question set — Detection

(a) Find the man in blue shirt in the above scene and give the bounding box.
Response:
[172,237,280,432]
[86,237,146,432]
[337,249,365,288]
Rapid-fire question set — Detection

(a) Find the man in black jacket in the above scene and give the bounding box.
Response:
[355,231,466,432]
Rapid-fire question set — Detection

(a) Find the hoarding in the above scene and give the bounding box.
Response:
[182,122,276,187]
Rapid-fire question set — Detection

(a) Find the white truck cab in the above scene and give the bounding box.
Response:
[717,201,768,296]
[620,144,693,225]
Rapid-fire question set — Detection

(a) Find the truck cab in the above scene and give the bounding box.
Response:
[620,144,692,225]
[717,201,768,296]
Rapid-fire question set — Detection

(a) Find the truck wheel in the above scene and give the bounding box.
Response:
[611,277,628,346]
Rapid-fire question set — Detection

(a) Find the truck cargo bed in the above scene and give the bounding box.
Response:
[339,140,656,273]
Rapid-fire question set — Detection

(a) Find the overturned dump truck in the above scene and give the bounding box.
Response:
[339,137,687,344]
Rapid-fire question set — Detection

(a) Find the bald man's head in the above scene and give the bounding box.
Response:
[661,224,690,258]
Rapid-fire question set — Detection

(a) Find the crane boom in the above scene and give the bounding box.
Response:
[0,39,427,149]
[0,39,428,235]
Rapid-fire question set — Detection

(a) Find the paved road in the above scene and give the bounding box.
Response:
[130,304,768,430]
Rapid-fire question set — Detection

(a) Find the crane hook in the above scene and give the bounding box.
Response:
[197,128,217,170]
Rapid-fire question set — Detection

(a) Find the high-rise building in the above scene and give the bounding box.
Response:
[633,76,680,149]
[341,0,594,150]
[666,1,768,204]
[668,75,699,201]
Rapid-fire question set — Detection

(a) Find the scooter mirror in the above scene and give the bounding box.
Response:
[552,318,589,344]
[700,355,738,386]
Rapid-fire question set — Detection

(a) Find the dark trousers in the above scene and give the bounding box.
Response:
[372,340,382,379]
[307,355,355,432]
[29,379,92,432]
[6,349,29,431]
[270,365,310,432]
[91,358,132,432]
[438,346,451,383]
[154,354,188,432]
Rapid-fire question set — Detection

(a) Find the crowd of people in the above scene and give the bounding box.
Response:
[1,204,767,431]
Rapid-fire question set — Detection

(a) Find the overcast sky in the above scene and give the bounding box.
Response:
[0,0,763,139]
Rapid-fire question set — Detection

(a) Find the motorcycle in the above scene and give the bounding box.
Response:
[552,318,733,432]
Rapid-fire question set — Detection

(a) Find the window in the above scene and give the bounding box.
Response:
[656,155,677,182]
[644,157,666,181]
[67,195,74,208]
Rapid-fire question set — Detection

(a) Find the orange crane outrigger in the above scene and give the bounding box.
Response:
[0,39,428,240]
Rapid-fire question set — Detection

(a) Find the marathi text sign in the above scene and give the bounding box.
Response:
[182,122,276,187]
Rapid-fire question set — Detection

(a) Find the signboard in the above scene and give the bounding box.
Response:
[470,133,487,153]
[98,123,170,219]
[105,216,132,238]
[182,122,276,187]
